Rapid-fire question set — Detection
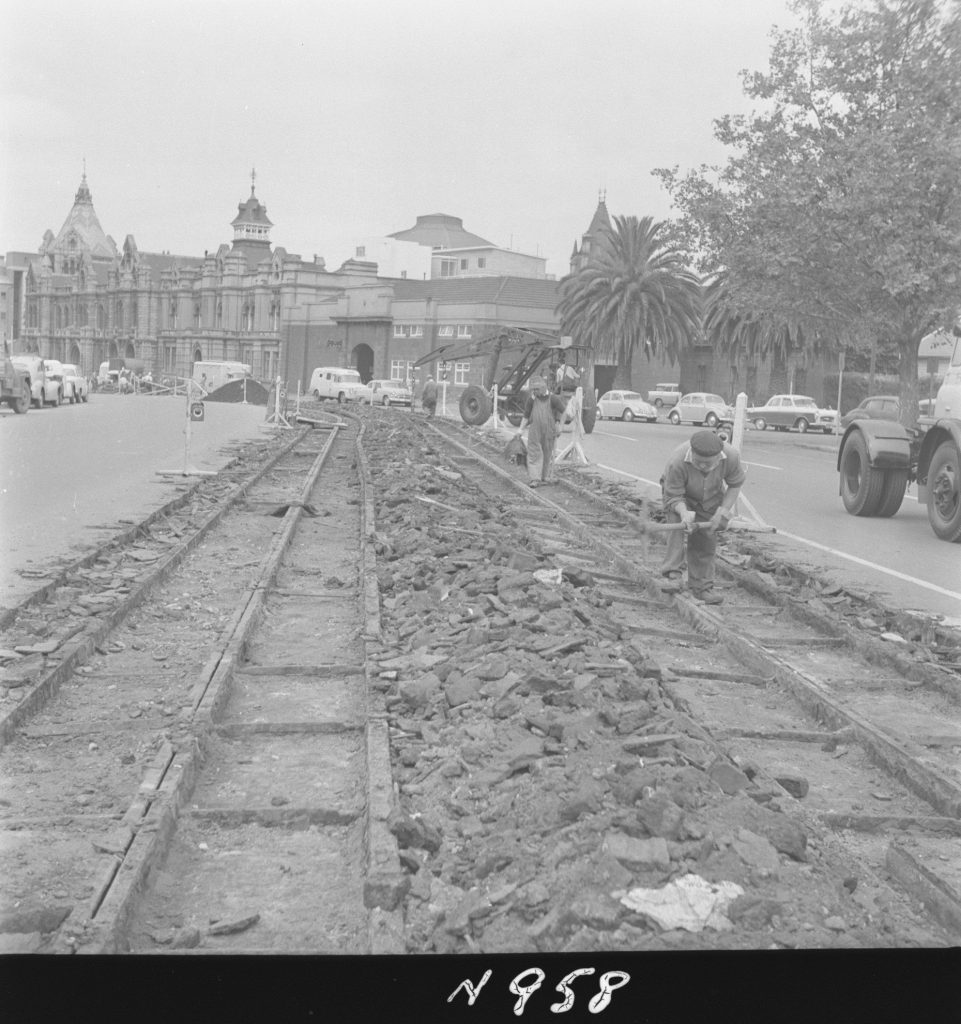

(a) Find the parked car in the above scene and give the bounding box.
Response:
[646,383,681,408]
[748,394,837,433]
[597,390,658,422]
[61,363,89,403]
[11,354,62,407]
[668,392,735,428]
[1,350,31,413]
[839,395,899,429]
[362,378,413,406]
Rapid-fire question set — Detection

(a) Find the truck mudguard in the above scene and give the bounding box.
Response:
[836,420,912,472]
[917,418,961,483]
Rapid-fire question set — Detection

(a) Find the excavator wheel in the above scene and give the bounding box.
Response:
[459,385,493,426]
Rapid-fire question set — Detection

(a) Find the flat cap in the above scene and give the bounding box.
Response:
[690,429,723,456]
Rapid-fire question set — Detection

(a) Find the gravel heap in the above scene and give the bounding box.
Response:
[363,427,943,952]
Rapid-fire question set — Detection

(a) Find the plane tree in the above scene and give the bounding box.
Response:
[656,0,961,424]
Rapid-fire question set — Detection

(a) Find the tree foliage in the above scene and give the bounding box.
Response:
[556,214,702,386]
[656,0,961,422]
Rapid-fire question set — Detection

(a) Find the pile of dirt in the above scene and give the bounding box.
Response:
[363,433,944,952]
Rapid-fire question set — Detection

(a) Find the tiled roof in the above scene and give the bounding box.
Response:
[391,276,560,308]
[584,200,612,239]
[140,252,205,278]
[231,189,273,227]
[51,176,118,261]
[388,213,492,249]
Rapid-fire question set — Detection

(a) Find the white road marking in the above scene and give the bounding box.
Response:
[742,460,782,471]
[776,529,961,602]
[595,464,661,488]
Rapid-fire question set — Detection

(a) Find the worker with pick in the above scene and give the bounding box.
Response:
[660,429,746,604]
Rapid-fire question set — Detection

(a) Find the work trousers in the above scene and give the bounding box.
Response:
[526,401,557,483]
[660,504,719,595]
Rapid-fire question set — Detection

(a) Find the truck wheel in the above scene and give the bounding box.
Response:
[796,418,809,433]
[459,385,492,425]
[926,441,961,542]
[840,431,885,516]
[876,469,908,518]
[13,383,30,414]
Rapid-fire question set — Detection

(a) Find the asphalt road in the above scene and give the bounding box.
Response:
[577,418,961,623]
[0,392,269,610]
[3,395,959,624]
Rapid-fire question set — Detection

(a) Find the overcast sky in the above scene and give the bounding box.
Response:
[1,0,797,278]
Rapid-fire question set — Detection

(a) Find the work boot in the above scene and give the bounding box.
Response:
[695,589,723,605]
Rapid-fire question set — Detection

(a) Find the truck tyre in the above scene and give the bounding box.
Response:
[926,441,961,542]
[13,382,30,414]
[840,431,885,516]
[876,469,908,518]
[459,385,492,425]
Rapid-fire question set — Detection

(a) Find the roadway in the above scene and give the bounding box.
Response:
[575,418,961,623]
[1,395,959,623]
[0,392,268,611]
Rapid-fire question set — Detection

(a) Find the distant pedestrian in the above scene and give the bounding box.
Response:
[659,429,746,604]
[518,376,567,487]
[422,376,438,419]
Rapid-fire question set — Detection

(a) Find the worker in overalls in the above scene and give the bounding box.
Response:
[519,376,567,487]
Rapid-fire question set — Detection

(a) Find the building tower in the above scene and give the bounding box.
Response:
[230,168,273,262]
[569,189,612,275]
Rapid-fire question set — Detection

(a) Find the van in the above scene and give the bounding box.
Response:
[192,361,253,393]
[308,366,368,403]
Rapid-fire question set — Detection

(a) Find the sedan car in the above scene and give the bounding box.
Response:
[748,394,836,433]
[667,392,735,428]
[11,354,62,407]
[839,395,900,429]
[597,390,657,422]
[61,364,89,403]
[364,378,413,406]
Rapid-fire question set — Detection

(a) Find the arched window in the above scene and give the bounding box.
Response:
[216,301,223,326]
[168,300,178,329]
[193,303,201,328]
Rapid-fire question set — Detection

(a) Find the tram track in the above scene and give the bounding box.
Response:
[379,413,961,945]
[1,400,958,954]
[0,410,405,953]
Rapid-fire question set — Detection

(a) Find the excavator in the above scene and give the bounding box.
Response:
[413,326,597,433]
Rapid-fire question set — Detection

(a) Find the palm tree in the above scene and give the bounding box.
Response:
[703,273,815,400]
[557,215,702,387]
